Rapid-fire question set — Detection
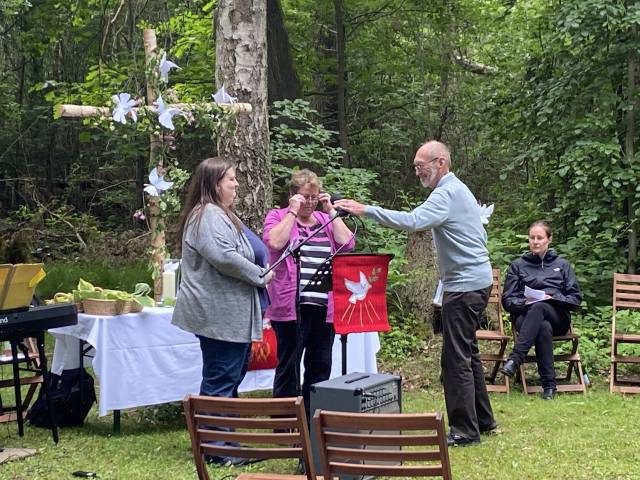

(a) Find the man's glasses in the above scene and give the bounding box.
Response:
[414,158,441,171]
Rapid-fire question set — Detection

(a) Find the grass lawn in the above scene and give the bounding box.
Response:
[1,376,639,479]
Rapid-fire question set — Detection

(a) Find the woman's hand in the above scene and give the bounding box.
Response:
[263,270,275,284]
[288,194,305,215]
[318,192,334,215]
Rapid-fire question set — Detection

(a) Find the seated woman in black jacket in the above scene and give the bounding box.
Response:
[500,221,582,400]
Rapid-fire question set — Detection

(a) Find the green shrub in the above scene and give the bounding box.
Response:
[379,310,426,362]
[38,260,152,300]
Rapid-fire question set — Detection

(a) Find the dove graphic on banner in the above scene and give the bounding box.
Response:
[344,271,372,304]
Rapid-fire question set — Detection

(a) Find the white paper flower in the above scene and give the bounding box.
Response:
[144,168,174,197]
[212,85,237,104]
[158,52,181,83]
[478,203,494,225]
[153,95,183,130]
[111,93,137,124]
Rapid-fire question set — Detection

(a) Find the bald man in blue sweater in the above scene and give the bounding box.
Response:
[335,140,496,447]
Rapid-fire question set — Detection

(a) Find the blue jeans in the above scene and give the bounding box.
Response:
[197,336,251,465]
[197,336,251,398]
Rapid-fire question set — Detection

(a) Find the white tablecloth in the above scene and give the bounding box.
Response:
[50,307,379,416]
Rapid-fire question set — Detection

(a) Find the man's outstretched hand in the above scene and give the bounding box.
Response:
[333,199,367,216]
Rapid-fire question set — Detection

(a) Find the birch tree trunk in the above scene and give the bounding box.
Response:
[215,0,272,232]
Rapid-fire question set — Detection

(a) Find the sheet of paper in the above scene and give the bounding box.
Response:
[432,280,444,307]
[525,285,546,304]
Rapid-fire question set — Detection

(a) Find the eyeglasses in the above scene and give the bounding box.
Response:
[414,158,441,170]
[302,195,319,203]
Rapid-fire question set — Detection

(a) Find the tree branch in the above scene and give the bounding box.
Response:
[451,54,498,75]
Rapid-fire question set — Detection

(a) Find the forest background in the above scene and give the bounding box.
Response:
[1,0,640,379]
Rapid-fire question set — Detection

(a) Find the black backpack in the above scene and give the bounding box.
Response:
[27,368,96,428]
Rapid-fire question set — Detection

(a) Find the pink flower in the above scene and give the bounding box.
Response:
[133,209,146,222]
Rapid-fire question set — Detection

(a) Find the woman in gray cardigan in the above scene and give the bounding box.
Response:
[172,157,274,400]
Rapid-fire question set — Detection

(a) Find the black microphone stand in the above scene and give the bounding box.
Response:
[260,211,355,399]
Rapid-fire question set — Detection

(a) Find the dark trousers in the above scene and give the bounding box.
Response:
[509,302,571,389]
[198,336,251,398]
[272,304,335,418]
[441,287,495,440]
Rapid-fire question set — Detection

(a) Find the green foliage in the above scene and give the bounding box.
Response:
[378,311,426,363]
[572,306,614,374]
[269,99,346,197]
[37,259,152,300]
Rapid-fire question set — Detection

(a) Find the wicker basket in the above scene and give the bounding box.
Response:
[81,298,144,315]
[82,298,127,316]
[120,300,144,314]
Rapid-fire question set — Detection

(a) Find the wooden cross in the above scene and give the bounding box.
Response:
[57,29,251,300]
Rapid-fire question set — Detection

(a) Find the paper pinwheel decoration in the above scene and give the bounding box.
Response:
[478,203,495,225]
[344,271,372,304]
[158,52,181,83]
[154,95,183,130]
[144,168,174,197]
[212,85,237,104]
[111,93,138,124]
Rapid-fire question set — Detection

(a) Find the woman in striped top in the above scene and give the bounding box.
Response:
[263,169,355,418]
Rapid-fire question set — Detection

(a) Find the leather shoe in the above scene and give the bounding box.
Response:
[447,433,480,447]
[500,359,517,378]
[541,387,557,400]
[480,423,501,436]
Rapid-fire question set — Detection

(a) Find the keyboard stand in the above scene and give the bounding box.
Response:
[2,332,58,443]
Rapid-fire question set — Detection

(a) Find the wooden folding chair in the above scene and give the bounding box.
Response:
[476,269,509,392]
[182,395,317,480]
[313,410,452,480]
[610,273,640,394]
[0,337,43,423]
[511,320,586,395]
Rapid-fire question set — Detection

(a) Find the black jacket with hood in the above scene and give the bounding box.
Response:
[501,249,582,317]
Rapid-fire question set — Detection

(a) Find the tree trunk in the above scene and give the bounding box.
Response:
[266,0,301,103]
[216,0,272,232]
[334,0,349,167]
[626,24,637,274]
[398,230,439,330]
[143,29,165,300]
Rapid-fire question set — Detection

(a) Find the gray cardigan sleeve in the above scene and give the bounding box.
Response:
[363,189,450,232]
[187,205,267,287]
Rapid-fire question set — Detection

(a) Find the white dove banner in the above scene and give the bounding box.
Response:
[332,253,393,334]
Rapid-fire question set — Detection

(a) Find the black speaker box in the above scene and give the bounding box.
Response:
[309,372,402,479]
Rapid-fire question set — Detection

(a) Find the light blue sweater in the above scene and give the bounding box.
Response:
[364,173,492,292]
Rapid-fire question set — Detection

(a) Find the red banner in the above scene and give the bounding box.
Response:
[248,322,278,371]
[332,254,392,334]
